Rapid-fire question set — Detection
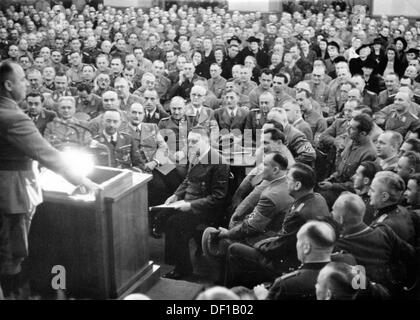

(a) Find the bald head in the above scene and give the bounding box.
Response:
[267,107,288,127]
[283,100,302,124]
[394,91,411,113]
[259,92,275,113]
[316,262,359,300]
[332,192,366,226]
[296,220,336,263]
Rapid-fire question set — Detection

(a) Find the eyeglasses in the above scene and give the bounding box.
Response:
[191,93,204,97]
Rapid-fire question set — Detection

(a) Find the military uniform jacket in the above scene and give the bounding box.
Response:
[119,94,142,112]
[378,89,396,110]
[174,148,230,220]
[91,131,142,169]
[88,110,130,136]
[267,262,329,300]
[283,124,316,166]
[319,118,350,148]
[335,137,376,184]
[377,107,420,136]
[293,118,314,144]
[126,122,169,165]
[254,193,330,267]
[158,116,190,162]
[25,108,57,135]
[372,204,417,245]
[227,176,294,243]
[44,117,92,149]
[303,108,327,142]
[66,65,84,86]
[0,96,84,214]
[273,91,293,109]
[335,223,417,290]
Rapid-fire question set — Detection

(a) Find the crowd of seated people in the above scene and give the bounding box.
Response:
[1,0,420,300]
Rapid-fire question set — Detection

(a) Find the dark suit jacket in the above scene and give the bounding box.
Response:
[0,96,84,214]
[254,193,330,269]
[25,109,57,135]
[174,148,229,220]
[214,107,249,133]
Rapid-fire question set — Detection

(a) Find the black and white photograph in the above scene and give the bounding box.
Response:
[0,0,420,304]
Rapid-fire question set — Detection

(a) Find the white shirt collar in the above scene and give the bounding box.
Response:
[193,106,202,116]
[103,131,118,143]
[147,108,156,117]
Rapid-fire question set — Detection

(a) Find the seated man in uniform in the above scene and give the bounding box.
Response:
[266,106,316,166]
[318,114,376,208]
[44,96,92,150]
[157,127,230,279]
[254,220,336,300]
[90,109,142,170]
[126,102,182,208]
[224,163,330,288]
[316,262,391,300]
[202,151,293,282]
[369,171,417,245]
[88,90,129,135]
[375,91,420,137]
[332,192,418,296]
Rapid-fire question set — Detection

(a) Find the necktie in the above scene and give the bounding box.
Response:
[189,150,200,170]
[195,111,200,126]
[110,135,117,147]
[230,110,235,118]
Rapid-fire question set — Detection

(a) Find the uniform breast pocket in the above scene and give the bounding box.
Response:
[117,146,132,163]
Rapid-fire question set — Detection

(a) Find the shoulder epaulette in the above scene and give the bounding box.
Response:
[280,270,300,281]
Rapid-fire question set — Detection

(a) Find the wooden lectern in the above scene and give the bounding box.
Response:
[28,167,159,299]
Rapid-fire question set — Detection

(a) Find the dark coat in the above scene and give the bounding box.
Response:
[91,131,142,169]
[267,262,329,300]
[174,148,230,219]
[254,193,330,270]
[214,107,249,133]
[25,108,57,135]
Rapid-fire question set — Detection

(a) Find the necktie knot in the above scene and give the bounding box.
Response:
[110,135,117,147]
